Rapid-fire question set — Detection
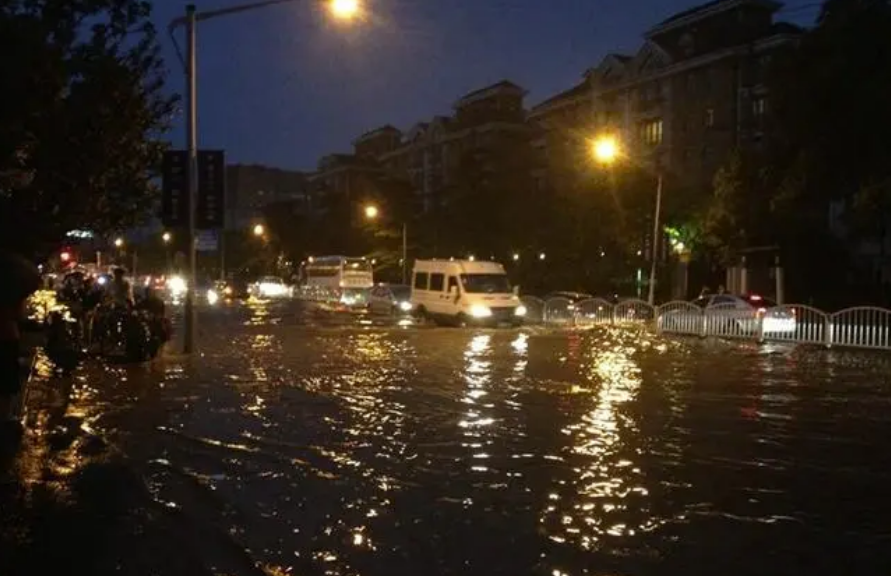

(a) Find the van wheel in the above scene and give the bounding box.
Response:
[454,313,468,328]
[414,306,427,321]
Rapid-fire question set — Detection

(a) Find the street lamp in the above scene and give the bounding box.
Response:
[591,133,663,306]
[114,237,124,248]
[169,0,363,355]
[162,232,172,272]
[363,204,408,285]
[253,223,265,237]
[591,135,620,165]
[330,0,360,20]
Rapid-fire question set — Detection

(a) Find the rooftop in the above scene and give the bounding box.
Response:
[647,0,782,37]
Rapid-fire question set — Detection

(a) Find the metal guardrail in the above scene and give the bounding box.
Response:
[520,296,891,351]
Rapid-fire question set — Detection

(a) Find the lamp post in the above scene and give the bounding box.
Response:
[364,204,408,284]
[591,134,663,306]
[162,231,172,272]
[169,0,361,354]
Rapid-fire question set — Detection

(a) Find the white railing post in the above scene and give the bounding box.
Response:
[824,316,833,349]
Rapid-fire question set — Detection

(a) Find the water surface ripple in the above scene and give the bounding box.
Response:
[43,306,891,575]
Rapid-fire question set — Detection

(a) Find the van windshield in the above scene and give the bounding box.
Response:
[460,274,511,294]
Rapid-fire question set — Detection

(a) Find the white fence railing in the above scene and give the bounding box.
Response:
[519,296,891,351]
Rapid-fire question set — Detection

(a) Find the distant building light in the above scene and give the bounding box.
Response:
[66,229,94,239]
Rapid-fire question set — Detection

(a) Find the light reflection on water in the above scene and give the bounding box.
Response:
[23,315,891,576]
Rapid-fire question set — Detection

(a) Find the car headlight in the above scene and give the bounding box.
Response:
[399,301,413,312]
[514,305,527,317]
[168,276,187,294]
[206,289,219,305]
[469,304,492,318]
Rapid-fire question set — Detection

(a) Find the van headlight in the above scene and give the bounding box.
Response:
[469,304,492,318]
[399,301,413,312]
[514,305,527,317]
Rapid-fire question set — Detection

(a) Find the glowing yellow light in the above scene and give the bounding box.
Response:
[253,224,265,237]
[114,237,124,248]
[364,204,379,219]
[162,232,172,243]
[330,0,359,20]
[591,135,620,165]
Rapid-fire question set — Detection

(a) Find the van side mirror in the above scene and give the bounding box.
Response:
[512,286,520,295]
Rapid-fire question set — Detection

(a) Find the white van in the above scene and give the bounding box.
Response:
[410,259,526,326]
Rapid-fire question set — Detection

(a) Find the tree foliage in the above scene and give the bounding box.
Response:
[695,0,891,302]
[0,0,176,257]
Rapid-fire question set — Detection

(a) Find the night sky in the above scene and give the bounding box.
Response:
[153,0,820,172]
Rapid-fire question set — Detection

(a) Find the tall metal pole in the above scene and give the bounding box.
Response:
[401,222,407,285]
[647,172,662,306]
[183,4,198,354]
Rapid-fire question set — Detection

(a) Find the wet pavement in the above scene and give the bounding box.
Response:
[4,298,891,575]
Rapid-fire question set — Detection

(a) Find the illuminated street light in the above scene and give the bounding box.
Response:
[591,135,620,165]
[253,224,265,237]
[114,237,124,248]
[539,252,546,261]
[512,253,520,261]
[168,0,365,355]
[162,231,172,243]
[364,204,379,220]
[330,0,360,20]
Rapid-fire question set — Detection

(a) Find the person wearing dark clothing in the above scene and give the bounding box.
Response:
[0,252,40,435]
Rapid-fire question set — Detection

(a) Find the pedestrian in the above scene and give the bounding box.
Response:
[0,251,40,439]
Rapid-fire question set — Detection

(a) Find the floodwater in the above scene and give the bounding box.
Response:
[4,299,891,576]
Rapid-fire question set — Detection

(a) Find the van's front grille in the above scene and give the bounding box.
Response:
[490,307,516,320]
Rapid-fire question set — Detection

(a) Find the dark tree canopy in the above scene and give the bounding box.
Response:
[0,0,176,257]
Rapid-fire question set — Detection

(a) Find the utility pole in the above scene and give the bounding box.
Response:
[183,3,198,354]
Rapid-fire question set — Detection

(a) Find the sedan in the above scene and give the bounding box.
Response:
[368,284,413,316]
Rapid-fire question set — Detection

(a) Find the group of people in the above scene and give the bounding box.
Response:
[1,256,171,438]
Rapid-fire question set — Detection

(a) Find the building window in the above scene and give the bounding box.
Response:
[753,97,767,120]
[705,108,714,127]
[641,119,663,146]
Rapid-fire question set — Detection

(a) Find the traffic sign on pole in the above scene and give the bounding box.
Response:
[197,150,225,229]
[161,150,189,227]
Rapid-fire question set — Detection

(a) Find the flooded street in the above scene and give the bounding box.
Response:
[5,299,891,575]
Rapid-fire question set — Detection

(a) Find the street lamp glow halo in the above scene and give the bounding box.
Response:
[253,224,265,237]
[591,135,621,165]
[364,205,379,220]
[329,0,360,20]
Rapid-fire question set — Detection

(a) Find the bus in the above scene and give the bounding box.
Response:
[299,256,374,306]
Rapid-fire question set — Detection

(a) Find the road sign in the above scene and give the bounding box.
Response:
[197,150,225,229]
[161,150,188,227]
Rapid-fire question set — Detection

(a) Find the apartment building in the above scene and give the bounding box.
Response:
[225,164,310,231]
[531,0,801,193]
[311,80,531,217]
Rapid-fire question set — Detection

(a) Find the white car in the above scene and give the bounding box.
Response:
[682,293,796,335]
[368,284,413,316]
[249,276,292,299]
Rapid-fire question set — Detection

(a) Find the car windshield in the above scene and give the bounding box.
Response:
[391,286,411,300]
[460,274,511,294]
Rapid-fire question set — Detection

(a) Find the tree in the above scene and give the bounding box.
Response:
[0,0,176,257]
